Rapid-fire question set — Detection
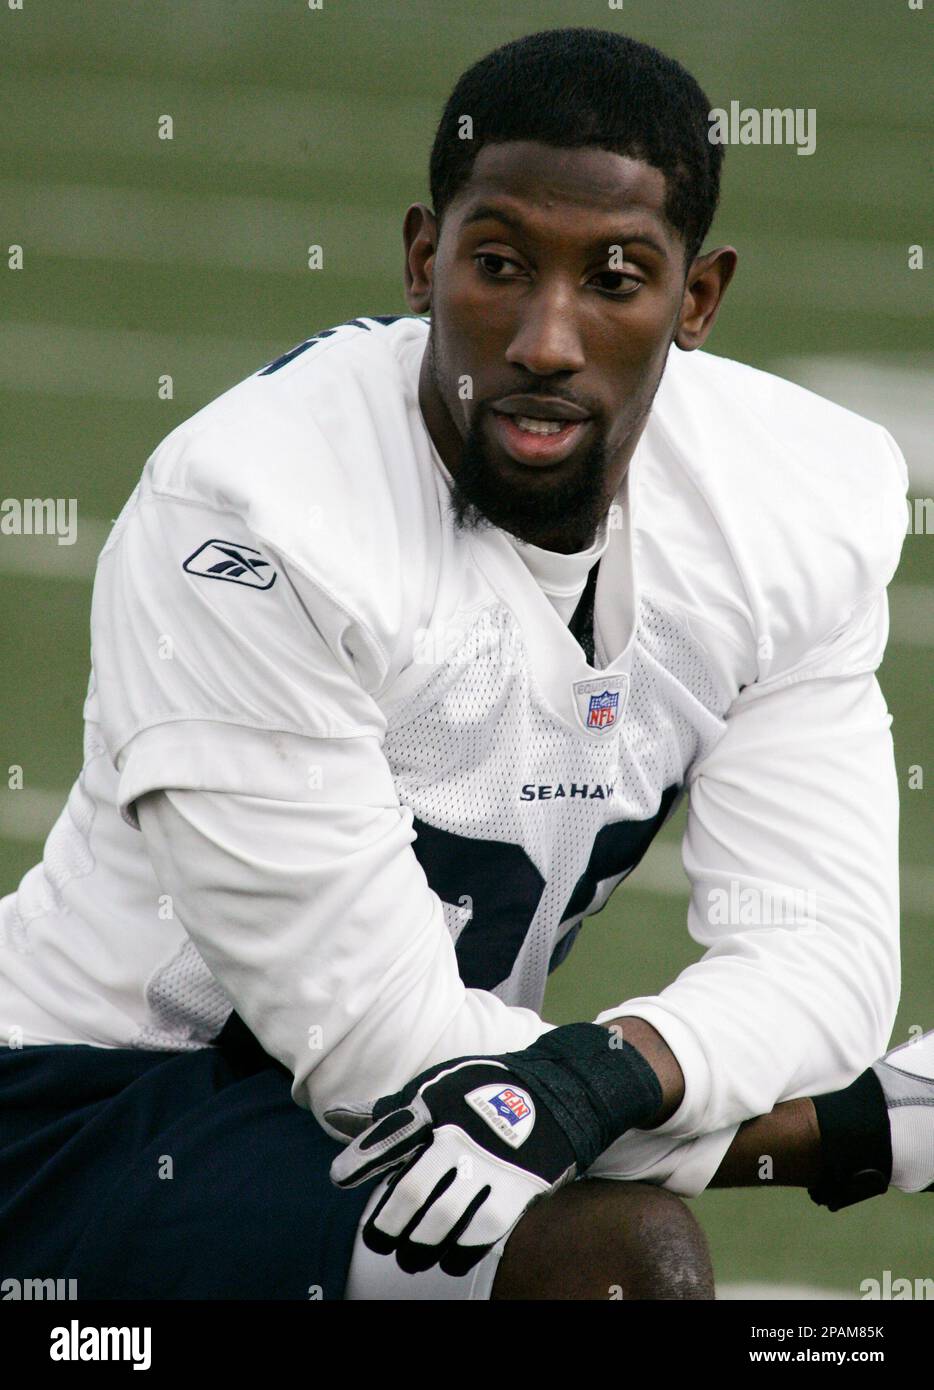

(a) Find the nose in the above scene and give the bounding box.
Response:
[505,282,586,378]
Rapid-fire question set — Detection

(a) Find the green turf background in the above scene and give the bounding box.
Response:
[1,0,930,1296]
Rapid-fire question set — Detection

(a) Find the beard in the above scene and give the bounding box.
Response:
[447,403,613,550]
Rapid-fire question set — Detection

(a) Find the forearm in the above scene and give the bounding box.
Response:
[602,1017,822,1186]
[601,1016,685,1126]
[708,1097,822,1187]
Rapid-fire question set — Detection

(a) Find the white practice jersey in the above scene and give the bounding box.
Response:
[0,314,908,1152]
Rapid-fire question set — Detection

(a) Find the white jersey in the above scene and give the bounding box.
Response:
[0,315,907,1169]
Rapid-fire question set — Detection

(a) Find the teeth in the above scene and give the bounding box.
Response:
[514,416,566,435]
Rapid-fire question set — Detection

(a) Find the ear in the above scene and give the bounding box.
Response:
[403,203,439,313]
[675,246,737,350]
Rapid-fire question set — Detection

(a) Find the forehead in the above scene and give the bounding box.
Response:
[449,140,672,237]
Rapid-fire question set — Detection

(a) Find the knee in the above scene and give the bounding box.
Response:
[493,1178,714,1300]
[602,1181,714,1300]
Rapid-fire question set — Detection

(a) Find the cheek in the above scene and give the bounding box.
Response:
[593,305,679,412]
[427,324,477,431]
[600,326,673,445]
[431,282,501,409]
[593,293,675,363]
[441,260,518,346]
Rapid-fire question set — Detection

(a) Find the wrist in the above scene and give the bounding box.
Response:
[601,1016,685,1126]
[503,1022,663,1170]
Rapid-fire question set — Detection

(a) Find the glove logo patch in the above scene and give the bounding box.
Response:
[465,1085,535,1149]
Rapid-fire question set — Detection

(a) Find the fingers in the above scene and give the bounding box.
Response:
[359,1126,554,1277]
[363,1167,463,1270]
[329,1097,432,1188]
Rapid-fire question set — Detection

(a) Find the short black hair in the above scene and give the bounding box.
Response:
[429,27,723,264]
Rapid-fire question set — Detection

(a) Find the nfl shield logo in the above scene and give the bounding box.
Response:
[489,1088,532,1125]
[572,673,629,736]
[465,1083,536,1148]
[587,689,619,729]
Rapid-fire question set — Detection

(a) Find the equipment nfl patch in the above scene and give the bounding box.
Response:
[183,540,277,590]
[465,1084,536,1149]
[572,674,629,736]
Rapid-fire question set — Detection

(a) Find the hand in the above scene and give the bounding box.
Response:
[328,1023,662,1276]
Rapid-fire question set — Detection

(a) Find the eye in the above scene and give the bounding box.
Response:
[590,269,643,297]
[474,252,525,279]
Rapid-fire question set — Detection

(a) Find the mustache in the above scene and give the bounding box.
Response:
[478,386,600,416]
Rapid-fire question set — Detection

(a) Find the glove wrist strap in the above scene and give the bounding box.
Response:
[807,1068,891,1211]
[504,1022,663,1171]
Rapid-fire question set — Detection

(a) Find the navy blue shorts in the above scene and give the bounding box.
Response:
[0,1019,376,1299]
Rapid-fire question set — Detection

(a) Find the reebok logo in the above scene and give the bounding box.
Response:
[183,539,276,590]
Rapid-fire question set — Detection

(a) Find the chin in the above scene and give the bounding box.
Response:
[450,422,611,548]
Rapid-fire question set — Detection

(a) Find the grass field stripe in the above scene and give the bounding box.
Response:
[0,179,402,276]
[0,320,278,404]
[0,518,113,581]
[723,243,931,318]
[887,585,934,648]
[1,71,435,173]
[0,788,69,844]
[717,1282,855,1300]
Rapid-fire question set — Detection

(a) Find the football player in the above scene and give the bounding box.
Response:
[1,28,930,1301]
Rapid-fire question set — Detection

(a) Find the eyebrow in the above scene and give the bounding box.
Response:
[461,202,669,258]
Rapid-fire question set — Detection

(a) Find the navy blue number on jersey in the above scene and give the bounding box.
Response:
[257,317,410,375]
[411,784,680,991]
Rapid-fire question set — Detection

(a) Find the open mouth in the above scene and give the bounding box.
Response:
[489,410,592,466]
